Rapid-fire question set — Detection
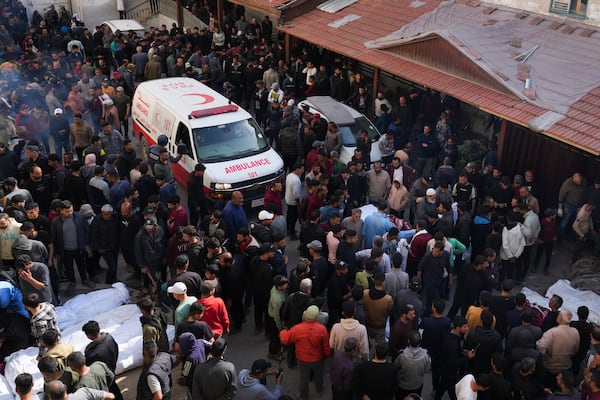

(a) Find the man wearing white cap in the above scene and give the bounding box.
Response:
[168,281,197,326]
[415,188,438,221]
[102,98,121,132]
[250,210,274,244]
[48,108,71,159]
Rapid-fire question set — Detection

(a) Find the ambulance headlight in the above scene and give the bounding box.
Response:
[214,183,232,190]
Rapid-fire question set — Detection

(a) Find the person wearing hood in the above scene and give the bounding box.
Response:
[136,297,170,353]
[177,332,211,394]
[499,211,525,282]
[12,224,48,264]
[387,179,409,218]
[329,300,369,360]
[362,271,393,345]
[5,194,27,222]
[236,359,282,400]
[505,307,542,363]
[394,330,431,398]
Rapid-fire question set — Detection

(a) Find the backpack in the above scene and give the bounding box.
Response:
[530,302,548,328]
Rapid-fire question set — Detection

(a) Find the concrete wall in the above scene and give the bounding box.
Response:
[486,0,600,27]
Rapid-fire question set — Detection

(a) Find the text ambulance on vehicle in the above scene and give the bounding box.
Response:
[132,77,285,207]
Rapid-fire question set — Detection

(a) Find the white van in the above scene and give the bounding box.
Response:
[298,96,382,166]
[101,20,146,38]
[132,78,285,207]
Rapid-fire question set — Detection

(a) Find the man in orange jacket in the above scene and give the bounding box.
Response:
[280,305,331,399]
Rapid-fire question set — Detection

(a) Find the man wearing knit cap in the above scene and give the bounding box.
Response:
[280,305,332,399]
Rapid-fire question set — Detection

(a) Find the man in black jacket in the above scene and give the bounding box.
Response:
[90,204,119,284]
[187,163,209,227]
[251,210,274,244]
[479,352,512,400]
[465,310,503,375]
[336,230,359,284]
[82,320,123,400]
[447,255,487,320]
[250,243,275,335]
[118,201,142,279]
[436,316,471,400]
[82,320,119,371]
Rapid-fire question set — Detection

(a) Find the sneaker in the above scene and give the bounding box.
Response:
[83,279,96,289]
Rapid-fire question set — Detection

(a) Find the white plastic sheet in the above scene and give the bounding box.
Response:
[0,373,14,400]
[4,303,175,398]
[55,283,130,330]
[521,279,600,324]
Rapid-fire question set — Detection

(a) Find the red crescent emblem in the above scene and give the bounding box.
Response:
[182,93,215,105]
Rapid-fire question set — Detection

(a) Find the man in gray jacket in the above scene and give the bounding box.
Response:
[134,217,165,295]
[192,337,236,400]
[394,330,431,398]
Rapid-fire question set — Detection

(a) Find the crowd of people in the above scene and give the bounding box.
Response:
[1,1,600,400]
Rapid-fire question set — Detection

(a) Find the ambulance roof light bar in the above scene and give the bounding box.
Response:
[189,105,239,119]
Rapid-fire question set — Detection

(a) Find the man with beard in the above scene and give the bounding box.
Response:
[118,201,141,280]
[23,166,53,214]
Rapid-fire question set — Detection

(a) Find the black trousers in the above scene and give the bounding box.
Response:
[534,241,553,271]
[518,245,534,280]
[62,249,89,283]
[286,204,299,236]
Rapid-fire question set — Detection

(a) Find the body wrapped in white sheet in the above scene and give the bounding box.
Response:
[522,279,600,324]
[2,285,174,399]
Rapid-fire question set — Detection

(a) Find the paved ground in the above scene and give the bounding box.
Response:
[55,136,592,400]
[69,210,586,400]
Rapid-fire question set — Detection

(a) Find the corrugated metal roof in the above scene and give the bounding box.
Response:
[328,13,361,28]
[317,0,358,13]
[279,0,600,155]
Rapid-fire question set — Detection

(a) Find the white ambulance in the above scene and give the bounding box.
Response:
[132,77,285,207]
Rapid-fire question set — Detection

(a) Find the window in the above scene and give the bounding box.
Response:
[550,0,587,17]
[175,122,193,157]
[191,118,268,162]
[339,116,382,146]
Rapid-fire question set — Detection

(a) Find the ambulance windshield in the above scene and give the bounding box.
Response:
[192,118,269,162]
